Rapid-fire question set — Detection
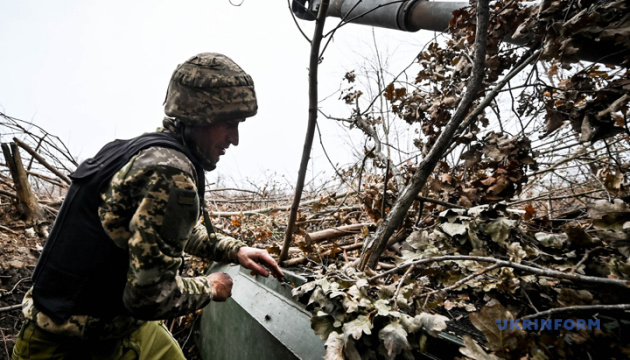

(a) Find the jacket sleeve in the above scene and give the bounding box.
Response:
[99,147,223,320]
[184,222,245,263]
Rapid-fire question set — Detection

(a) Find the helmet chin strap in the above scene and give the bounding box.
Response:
[180,122,216,172]
[171,120,219,240]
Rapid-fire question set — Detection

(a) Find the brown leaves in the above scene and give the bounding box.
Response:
[344,71,356,83]
[324,332,345,360]
[534,0,630,65]
[523,205,536,221]
[383,83,407,103]
[601,167,626,195]
[429,132,536,207]
[400,313,449,337]
[469,300,524,353]
[231,213,242,228]
[378,321,410,359]
[533,2,630,140]
[265,244,281,256]
[341,89,363,105]
[459,335,502,360]
[588,199,630,231]
[294,267,451,360]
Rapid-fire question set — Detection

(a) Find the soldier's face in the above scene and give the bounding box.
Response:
[188,119,241,168]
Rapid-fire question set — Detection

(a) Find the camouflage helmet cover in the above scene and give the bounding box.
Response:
[164,53,257,126]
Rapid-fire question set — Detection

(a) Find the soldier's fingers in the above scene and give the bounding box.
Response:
[247,260,270,277]
[266,261,284,280]
[260,254,284,280]
[269,267,284,281]
[257,253,284,280]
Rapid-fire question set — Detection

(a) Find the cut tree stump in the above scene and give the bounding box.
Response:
[1,142,43,223]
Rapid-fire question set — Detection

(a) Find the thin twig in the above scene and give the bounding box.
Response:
[522,304,630,320]
[286,0,313,43]
[26,170,68,188]
[570,247,604,275]
[1,328,9,360]
[416,196,464,209]
[0,304,22,313]
[421,263,501,298]
[1,111,78,168]
[208,191,351,217]
[347,257,395,270]
[509,189,604,206]
[181,314,200,350]
[393,264,415,310]
[3,278,30,296]
[0,189,17,199]
[0,225,20,235]
[369,255,630,289]
[206,188,265,195]
[521,287,540,313]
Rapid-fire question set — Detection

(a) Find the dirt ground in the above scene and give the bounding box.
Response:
[0,204,40,360]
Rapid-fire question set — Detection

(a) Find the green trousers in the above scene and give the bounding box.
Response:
[12,320,186,360]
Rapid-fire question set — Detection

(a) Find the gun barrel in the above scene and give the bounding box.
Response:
[292,0,467,31]
[291,0,627,67]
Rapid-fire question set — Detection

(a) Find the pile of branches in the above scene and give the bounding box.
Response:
[1,112,77,234]
[2,110,630,360]
[206,172,629,359]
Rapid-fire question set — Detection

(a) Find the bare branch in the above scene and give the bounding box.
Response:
[421,263,501,298]
[0,304,22,313]
[368,255,630,289]
[281,0,331,263]
[522,304,630,320]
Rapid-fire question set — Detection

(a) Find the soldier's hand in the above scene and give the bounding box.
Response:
[208,272,233,302]
[237,247,285,281]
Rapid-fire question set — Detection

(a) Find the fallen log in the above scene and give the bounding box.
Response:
[282,242,364,267]
[307,223,375,243]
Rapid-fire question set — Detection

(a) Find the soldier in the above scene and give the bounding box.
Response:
[12,52,284,359]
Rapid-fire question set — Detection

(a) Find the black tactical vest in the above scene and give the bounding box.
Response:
[32,132,204,324]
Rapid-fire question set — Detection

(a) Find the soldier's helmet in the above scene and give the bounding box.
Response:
[164,53,257,126]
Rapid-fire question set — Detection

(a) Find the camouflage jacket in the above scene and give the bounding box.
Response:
[23,134,245,340]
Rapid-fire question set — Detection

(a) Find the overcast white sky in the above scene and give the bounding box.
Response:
[0,0,434,189]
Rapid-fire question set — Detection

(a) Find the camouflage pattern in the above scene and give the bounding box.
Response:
[164,53,258,126]
[21,288,144,341]
[22,132,245,340]
[12,318,185,359]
